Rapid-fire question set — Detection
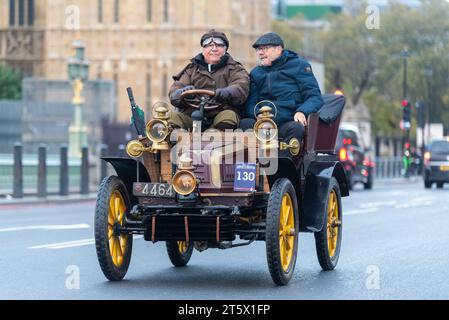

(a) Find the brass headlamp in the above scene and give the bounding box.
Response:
[253,106,278,150]
[146,106,171,150]
[172,157,198,196]
[126,140,153,158]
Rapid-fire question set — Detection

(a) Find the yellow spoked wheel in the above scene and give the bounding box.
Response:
[166,240,194,267]
[95,176,133,281]
[178,241,189,254]
[327,190,339,258]
[266,178,299,286]
[108,190,128,267]
[279,194,295,271]
[315,177,342,271]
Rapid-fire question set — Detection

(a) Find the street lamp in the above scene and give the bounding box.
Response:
[67,40,90,158]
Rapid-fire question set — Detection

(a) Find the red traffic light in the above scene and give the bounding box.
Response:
[404,142,410,149]
[402,100,409,107]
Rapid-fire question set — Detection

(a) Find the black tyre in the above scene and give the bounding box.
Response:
[314,177,343,271]
[95,176,133,281]
[436,182,444,189]
[424,179,432,189]
[166,241,194,267]
[266,178,299,286]
[364,170,373,190]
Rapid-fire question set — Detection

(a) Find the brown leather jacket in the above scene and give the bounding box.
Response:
[168,53,250,117]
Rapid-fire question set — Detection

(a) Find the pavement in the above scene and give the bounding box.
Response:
[0,193,98,206]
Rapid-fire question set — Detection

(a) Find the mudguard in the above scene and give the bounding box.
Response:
[101,157,151,204]
[302,161,349,232]
[265,157,301,203]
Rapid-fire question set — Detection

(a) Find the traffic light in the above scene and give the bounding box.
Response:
[402,100,411,127]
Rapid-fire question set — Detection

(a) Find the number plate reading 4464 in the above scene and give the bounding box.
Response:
[234,163,257,192]
[133,183,174,198]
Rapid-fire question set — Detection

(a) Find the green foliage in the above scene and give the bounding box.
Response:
[319,0,449,136]
[0,64,22,100]
[272,19,304,54]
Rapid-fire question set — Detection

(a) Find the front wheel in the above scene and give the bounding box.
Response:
[314,177,342,271]
[166,241,194,267]
[94,176,133,281]
[265,178,299,286]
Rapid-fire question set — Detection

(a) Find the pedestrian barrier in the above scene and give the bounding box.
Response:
[374,156,420,179]
[0,144,117,199]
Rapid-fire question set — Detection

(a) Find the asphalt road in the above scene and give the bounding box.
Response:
[0,178,448,300]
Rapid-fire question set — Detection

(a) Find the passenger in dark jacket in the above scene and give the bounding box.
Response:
[241,32,324,156]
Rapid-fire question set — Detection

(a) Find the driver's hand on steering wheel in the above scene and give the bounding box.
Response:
[214,86,236,103]
[172,85,195,106]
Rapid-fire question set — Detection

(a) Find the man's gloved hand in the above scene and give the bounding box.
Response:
[172,85,195,106]
[215,86,238,103]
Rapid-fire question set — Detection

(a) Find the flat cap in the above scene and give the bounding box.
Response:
[252,32,284,48]
[200,29,230,48]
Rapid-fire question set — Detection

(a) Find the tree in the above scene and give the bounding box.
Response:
[0,65,22,100]
[320,5,385,106]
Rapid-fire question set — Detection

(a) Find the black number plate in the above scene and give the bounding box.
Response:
[133,183,175,198]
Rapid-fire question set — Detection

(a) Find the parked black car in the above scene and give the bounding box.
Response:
[423,139,449,189]
[336,124,374,190]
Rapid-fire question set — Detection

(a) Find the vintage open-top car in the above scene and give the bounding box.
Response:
[94,89,349,286]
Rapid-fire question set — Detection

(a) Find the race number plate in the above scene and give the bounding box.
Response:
[133,183,175,198]
[234,163,257,192]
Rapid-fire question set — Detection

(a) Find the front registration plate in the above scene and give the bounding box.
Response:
[234,163,257,192]
[133,183,175,198]
[440,165,449,171]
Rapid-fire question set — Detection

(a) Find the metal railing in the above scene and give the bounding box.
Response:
[0,144,114,198]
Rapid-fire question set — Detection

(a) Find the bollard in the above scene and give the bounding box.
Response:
[100,144,108,180]
[60,145,69,196]
[37,145,47,198]
[118,144,125,157]
[13,143,23,198]
[80,146,89,195]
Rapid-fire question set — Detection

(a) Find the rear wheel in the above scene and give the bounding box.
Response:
[436,182,444,189]
[315,177,342,271]
[265,178,299,286]
[95,176,133,281]
[166,241,194,267]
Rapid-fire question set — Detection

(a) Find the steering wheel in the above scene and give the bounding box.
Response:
[180,89,222,110]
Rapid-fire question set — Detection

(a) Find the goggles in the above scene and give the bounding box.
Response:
[202,37,226,47]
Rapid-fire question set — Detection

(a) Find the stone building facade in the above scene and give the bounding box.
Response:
[1,0,271,123]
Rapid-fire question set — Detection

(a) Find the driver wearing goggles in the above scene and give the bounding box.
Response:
[202,37,226,48]
[168,29,249,130]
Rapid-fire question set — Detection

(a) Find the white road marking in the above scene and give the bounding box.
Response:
[344,208,379,216]
[29,235,143,250]
[0,224,90,233]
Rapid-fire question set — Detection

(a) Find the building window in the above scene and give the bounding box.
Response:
[114,0,119,23]
[147,0,152,23]
[27,0,34,26]
[9,0,15,26]
[18,0,25,26]
[163,0,169,23]
[98,0,103,23]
